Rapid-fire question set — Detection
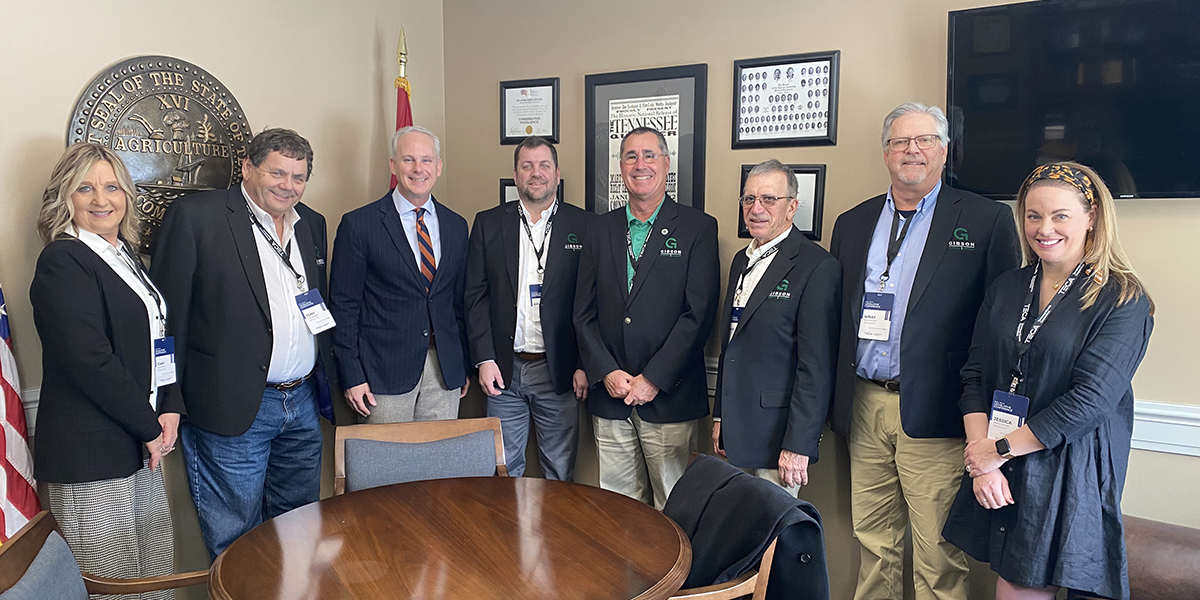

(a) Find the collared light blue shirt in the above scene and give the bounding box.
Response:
[855,180,941,381]
[393,188,442,269]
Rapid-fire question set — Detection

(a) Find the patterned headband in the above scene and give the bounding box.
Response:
[1019,164,1096,205]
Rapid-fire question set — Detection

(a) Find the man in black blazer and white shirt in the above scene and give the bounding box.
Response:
[828,103,1020,600]
[575,127,720,509]
[712,159,841,495]
[465,136,593,479]
[329,126,470,424]
[151,128,338,559]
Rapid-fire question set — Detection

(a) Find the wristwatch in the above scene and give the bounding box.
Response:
[995,437,1015,460]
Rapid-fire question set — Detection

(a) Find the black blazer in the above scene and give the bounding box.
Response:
[150,187,337,437]
[31,238,184,483]
[574,197,720,423]
[464,200,593,394]
[714,228,841,468]
[329,193,470,394]
[828,185,1020,438]
[664,454,830,600]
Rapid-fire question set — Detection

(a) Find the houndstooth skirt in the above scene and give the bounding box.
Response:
[46,457,175,600]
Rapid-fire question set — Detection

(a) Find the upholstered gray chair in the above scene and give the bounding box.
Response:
[334,417,509,495]
[0,511,207,599]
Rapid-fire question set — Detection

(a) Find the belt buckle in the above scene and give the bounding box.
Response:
[882,379,900,393]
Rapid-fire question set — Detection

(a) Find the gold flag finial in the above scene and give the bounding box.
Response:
[396,26,407,79]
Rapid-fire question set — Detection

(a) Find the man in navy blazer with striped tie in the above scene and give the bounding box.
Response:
[329,126,470,423]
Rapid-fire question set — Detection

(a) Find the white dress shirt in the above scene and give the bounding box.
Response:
[728,227,791,341]
[69,226,167,409]
[514,201,556,353]
[242,185,317,383]
[393,189,442,270]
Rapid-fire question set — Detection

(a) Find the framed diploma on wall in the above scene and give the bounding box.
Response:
[584,64,708,215]
[732,51,840,149]
[500,77,560,144]
[736,163,826,240]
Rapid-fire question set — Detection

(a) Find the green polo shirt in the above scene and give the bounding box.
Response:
[626,198,664,291]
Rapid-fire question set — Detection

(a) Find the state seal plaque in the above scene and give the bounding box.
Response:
[67,56,252,253]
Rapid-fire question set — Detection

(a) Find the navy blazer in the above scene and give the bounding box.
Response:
[828,185,1021,438]
[464,200,593,394]
[329,193,470,395]
[150,187,337,437]
[714,228,841,468]
[574,197,720,423]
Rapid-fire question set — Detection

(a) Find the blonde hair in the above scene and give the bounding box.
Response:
[37,143,140,247]
[1016,161,1153,314]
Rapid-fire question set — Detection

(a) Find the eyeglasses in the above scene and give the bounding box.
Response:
[739,194,793,207]
[885,135,942,152]
[622,150,663,165]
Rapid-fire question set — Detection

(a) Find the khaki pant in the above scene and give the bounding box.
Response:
[366,347,460,424]
[593,411,697,510]
[850,378,969,600]
[747,467,801,496]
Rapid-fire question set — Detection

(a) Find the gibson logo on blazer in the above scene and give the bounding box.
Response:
[769,279,791,300]
[948,227,976,250]
[564,233,583,251]
[660,237,682,257]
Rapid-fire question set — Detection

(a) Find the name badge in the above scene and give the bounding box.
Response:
[728,306,744,340]
[857,292,894,341]
[154,337,176,388]
[988,390,1030,439]
[295,289,336,335]
[529,284,543,320]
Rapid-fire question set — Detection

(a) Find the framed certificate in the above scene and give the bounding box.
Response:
[731,51,840,149]
[736,164,826,241]
[584,63,707,214]
[499,178,565,206]
[500,77,560,144]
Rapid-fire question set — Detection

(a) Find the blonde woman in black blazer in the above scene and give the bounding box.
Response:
[30,143,182,599]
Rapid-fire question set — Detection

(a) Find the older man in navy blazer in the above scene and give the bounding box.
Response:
[713,159,841,496]
[329,126,470,423]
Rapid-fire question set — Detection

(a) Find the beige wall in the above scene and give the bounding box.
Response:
[442,0,1200,597]
[0,1,446,597]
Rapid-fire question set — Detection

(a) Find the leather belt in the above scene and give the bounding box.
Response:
[866,378,901,393]
[515,352,547,362]
[268,371,313,392]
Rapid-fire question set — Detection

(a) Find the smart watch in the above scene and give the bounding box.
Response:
[995,437,1015,460]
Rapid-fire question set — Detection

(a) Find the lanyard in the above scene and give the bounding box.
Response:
[1008,260,1086,392]
[734,245,780,304]
[246,203,306,291]
[878,208,915,291]
[518,201,557,281]
[626,223,653,288]
[117,242,166,337]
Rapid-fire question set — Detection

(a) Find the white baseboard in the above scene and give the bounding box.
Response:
[703,358,1200,458]
[20,388,38,438]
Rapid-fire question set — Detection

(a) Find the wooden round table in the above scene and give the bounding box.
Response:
[209,477,692,599]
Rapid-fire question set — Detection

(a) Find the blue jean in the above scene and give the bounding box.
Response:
[181,379,322,559]
[486,356,578,480]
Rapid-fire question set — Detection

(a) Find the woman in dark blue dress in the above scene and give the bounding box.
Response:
[942,162,1154,600]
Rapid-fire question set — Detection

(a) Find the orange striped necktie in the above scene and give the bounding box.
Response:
[415,207,436,292]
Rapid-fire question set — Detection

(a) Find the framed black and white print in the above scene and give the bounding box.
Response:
[499,178,565,205]
[584,64,707,215]
[500,77,560,144]
[732,51,839,149]
[736,164,826,240]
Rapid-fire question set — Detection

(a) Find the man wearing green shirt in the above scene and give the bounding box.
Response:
[574,127,720,508]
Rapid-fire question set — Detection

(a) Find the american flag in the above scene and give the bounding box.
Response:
[0,286,39,541]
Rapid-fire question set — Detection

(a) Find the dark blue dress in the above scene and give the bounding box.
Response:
[942,265,1153,600]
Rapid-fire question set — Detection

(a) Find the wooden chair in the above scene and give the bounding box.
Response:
[0,511,208,597]
[670,538,777,600]
[333,416,509,495]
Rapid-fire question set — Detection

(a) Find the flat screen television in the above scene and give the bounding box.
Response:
[947,0,1200,199]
